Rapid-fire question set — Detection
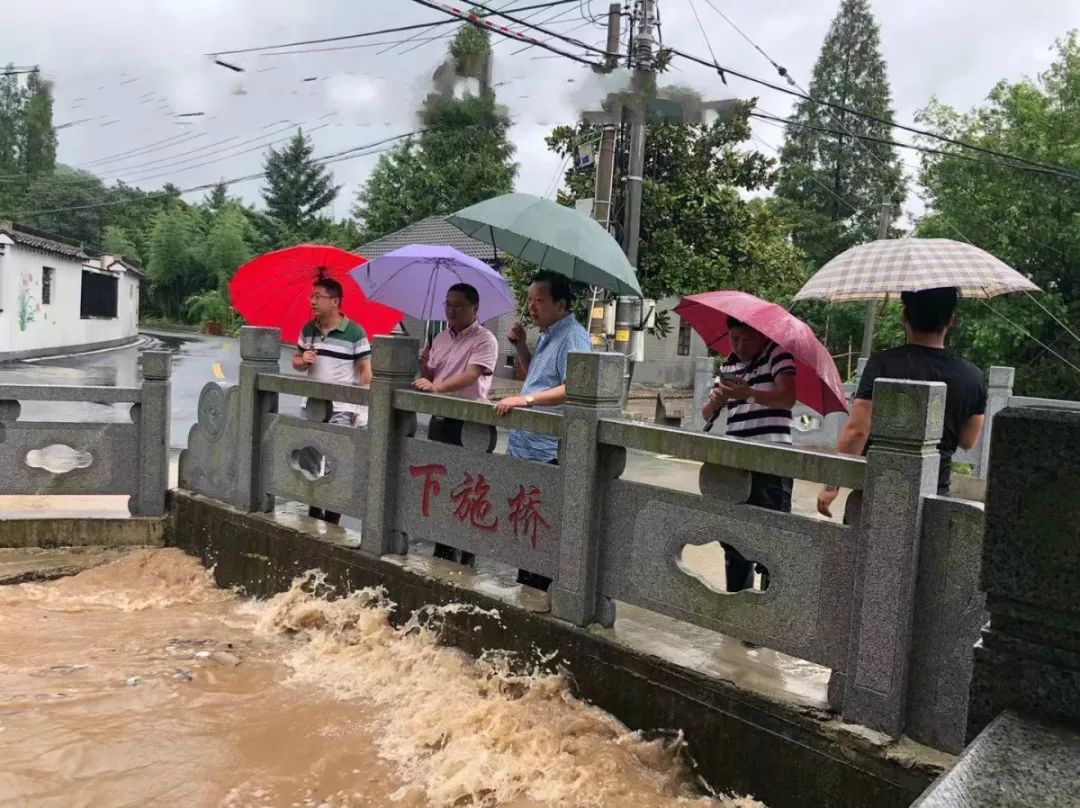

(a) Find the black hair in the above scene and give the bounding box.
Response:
[447,282,479,307]
[314,277,343,304]
[531,270,573,309]
[901,287,959,334]
[727,316,747,330]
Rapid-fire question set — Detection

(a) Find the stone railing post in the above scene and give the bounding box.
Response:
[361,335,419,557]
[234,326,280,512]
[842,379,945,735]
[968,406,1080,738]
[691,355,714,431]
[131,350,171,516]
[973,366,1014,477]
[551,351,626,626]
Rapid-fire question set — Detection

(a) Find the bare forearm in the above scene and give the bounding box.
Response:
[433,370,481,394]
[836,423,869,456]
[515,343,532,374]
[530,385,566,407]
[751,388,796,409]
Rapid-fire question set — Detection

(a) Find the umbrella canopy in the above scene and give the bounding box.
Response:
[794,237,1041,302]
[448,192,643,297]
[229,244,402,344]
[674,291,847,416]
[351,244,514,324]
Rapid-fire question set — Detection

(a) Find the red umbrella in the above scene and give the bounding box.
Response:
[673,291,847,415]
[229,244,403,344]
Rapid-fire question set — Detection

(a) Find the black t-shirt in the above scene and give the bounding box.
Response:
[856,345,987,494]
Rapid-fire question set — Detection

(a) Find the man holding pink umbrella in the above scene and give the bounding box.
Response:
[676,291,848,594]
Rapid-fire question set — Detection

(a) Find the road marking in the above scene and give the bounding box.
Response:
[212,362,225,380]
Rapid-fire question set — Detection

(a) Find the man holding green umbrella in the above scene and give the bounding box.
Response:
[494,270,592,592]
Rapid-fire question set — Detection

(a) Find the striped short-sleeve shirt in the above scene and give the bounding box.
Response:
[719,341,796,445]
[298,316,371,419]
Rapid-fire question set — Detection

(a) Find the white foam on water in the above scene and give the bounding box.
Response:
[250,571,763,808]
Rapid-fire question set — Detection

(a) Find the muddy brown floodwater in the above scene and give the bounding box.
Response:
[0,549,763,808]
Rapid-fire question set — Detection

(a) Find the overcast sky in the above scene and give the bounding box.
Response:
[1,0,1076,222]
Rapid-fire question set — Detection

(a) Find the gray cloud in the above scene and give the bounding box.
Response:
[1,0,1074,218]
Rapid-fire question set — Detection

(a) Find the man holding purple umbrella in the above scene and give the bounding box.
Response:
[413,282,499,568]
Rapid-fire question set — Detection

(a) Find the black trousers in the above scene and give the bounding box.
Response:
[516,457,559,593]
[724,472,792,592]
[427,416,476,569]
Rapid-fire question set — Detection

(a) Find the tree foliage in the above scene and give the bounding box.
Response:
[775,0,905,269]
[353,23,516,242]
[545,102,805,324]
[261,128,340,233]
[915,32,1080,397]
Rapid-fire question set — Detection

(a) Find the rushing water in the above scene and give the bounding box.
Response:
[0,549,762,807]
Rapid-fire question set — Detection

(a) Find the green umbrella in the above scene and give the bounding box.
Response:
[447,192,643,297]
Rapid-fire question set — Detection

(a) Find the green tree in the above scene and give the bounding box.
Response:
[0,66,24,175]
[544,103,805,324]
[775,0,905,268]
[147,207,213,320]
[101,224,141,262]
[203,206,254,288]
[261,128,339,234]
[915,32,1080,397]
[353,23,516,241]
[205,181,231,212]
[20,69,56,174]
[16,165,107,247]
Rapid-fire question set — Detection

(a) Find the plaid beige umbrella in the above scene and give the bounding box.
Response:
[794,238,1041,302]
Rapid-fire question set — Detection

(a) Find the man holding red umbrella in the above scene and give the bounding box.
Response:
[293,276,372,525]
[700,316,797,592]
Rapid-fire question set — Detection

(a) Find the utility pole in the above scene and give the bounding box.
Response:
[860,197,894,359]
[621,0,655,269]
[590,3,621,233]
[586,4,623,347]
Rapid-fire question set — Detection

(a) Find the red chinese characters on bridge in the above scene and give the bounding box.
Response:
[408,464,551,547]
[507,484,551,549]
[450,473,498,532]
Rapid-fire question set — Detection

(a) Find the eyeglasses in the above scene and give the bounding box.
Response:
[310,293,335,301]
[444,302,473,312]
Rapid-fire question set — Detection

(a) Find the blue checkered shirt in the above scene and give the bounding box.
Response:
[508,314,592,462]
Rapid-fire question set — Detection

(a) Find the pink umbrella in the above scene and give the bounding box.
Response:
[673,291,847,415]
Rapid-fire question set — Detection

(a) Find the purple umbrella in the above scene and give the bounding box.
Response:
[349,244,514,325]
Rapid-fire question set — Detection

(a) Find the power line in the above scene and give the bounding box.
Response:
[751,112,1080,182]
[124,124,331,184]
[0,129,425,220]
[100,122,302,179]
[667,46,1080,181]
[409,0,611,64]
[205,0,579,57]
[700,0,793,85]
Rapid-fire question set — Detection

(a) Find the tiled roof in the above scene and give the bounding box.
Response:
[0,222,88,260]
[354,215,502,264]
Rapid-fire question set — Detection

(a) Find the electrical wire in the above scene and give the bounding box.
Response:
[700,0,793,85]
[667,45,1080,181]
[751,112,1080,182]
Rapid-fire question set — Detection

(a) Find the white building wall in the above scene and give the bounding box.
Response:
[633,296,709,387]
[0,244,139,359]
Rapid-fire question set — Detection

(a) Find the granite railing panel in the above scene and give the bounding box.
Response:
[596,475,855,670]
[0,421,139,496]
[393,389,563,435]
[391,434,564,578]
[260,414,370,520]
[0,351,171,516]
[907,496,987,754]
[257,373,370,407]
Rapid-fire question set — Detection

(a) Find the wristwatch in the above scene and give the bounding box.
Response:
[524,395,535,407]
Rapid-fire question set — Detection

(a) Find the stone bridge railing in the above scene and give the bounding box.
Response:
[0,352,171,516]
[179,327,986,753]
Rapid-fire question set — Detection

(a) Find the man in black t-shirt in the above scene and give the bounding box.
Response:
[817,287,987,517]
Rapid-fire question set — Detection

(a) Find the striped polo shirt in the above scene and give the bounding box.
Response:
[719,341,796,444]
[298,316,371,419]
